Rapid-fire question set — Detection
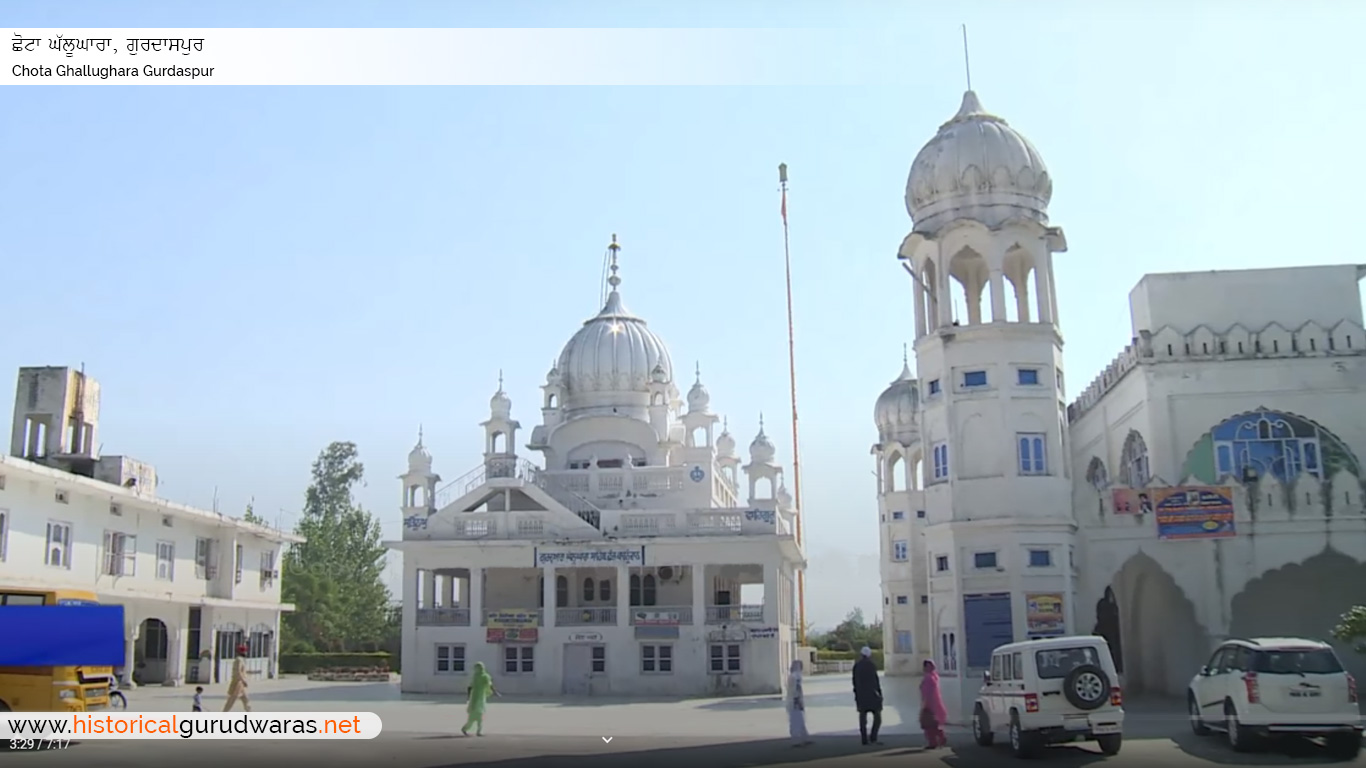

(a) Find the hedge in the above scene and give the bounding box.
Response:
[815,649,884,669]
[279,653,395,675]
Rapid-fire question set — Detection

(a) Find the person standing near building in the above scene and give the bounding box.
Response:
[222,644,252,712]
[852,646,883,745]
[786,659,813,746]
[461,662,496,736]
[919,659,949,748]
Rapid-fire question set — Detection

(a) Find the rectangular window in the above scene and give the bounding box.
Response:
[1017,368,1040,386]
[259,550,276,588]
[590,644,606,673]
[974,551,998,569]
[917,509,926,519]
[892,540,909,562]
[895,631,913,654]
[932,442,949,480]
[920,595,929,604]
[962,370,988,388]
[709,643,742,674]
[435,644,466,674]
[1028,549,1052,567]
[46,522,72,569]
[927,379,940,395]
[896,595,908,605]
[641,644,674,673]
[503,645,534,674]
[156,541,175,581]
[195,538,212,579]
[0,509,8,562]
[1017,433,1047,475]
[234,543,244,584]
[891,510,905,520]
[935,555,949,572]
[102,531,137,577]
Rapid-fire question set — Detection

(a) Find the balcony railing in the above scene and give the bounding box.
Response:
[555,607,618,626]
[416,608,471,627]
[705,604,765,624]
[627,605,693,625]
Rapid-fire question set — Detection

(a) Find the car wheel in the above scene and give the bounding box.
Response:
[1187,693,1209,736]
[1009,711,1037,759]
[1224,701,1257,753]
[1062,664,1111,711]
[972,704,994,747]
[1096,733,1122,756]
[1324,732,1361,761]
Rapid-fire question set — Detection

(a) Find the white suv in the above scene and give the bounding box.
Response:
[972,636,1125,759]
[1187,637,1361,759]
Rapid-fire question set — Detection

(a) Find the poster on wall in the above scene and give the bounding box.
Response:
[534,546,646,567]
[1152,486,1236,540]
[1025,593,1065,637]
[486,628,538,644]
[1110,488,1153,514]
[484,610,539,628]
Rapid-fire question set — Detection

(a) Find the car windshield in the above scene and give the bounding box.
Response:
[1251,648,1343,675]
[1034,646,1101,679]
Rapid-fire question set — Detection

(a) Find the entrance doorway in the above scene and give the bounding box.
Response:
[562,645,592,695]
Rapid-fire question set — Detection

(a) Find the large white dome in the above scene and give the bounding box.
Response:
[557,288,673,412]
[906,91,1052,234]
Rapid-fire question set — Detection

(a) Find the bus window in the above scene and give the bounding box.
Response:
[0,593,46,606]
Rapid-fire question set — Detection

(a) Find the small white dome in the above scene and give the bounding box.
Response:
[717,425,736,457]
[545,361,562,385]
[749,418,776,464]
[408,432,432,472]
[875,357,920,442]
[490,381,512,420]
[906,91,1052,234]
[776,483,793,507]
[686,366,710,412]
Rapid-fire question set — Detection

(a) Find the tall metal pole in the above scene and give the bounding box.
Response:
[778,163,808,647]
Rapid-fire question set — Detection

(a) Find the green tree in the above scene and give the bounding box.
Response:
[281,442,391,652]
[242,500,266,526]
[1332,606,1366,654]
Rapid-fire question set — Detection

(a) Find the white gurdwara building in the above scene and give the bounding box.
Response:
[389,242,805,697]
[1,366,300,688]
[874,91,1366,719]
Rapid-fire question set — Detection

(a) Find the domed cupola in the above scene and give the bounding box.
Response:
[555,236,674,415]
[407,427,432,472]
[875,348,920,443]
[906,91,1053,235]
[749,415,777,464]
[686,362,710,413]
[717,418,736,457]
[545,360,562,385]
[489,372,512,420]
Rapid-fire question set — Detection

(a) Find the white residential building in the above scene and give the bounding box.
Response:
[388,240,806,697]
[875,91,1366,720]
[0,366,301,687]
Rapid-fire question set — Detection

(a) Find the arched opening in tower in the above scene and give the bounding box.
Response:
[886,452,905,493]
[1102,553,1207,697]
[1229,549,1366,686]
[947,246,989,326]
[1002,247,1039,323]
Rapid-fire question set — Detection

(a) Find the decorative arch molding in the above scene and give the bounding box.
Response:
[1092,548,1207,619]
[1085,456,1109,491]
[1103,550,1212,695]
[1228,545,1366,612]
[1117,430,1150,487]
[1178,407,1363,492]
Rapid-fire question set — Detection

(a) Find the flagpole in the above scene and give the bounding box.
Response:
[778,163,808,648]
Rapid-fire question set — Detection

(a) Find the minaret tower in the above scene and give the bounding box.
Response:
[400,427,441,520]
[742,414,782,505]
[482,372,520,479]
[895,90,1073,716]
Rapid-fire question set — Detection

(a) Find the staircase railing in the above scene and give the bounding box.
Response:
[432,457,604,530]
[527,467,604,530]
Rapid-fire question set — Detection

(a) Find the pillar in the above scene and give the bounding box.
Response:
[270,612,281,679]
[122,622,140,688]
[762,563,779,625]
[615,564,630,624]
[692,564,707,625]
[401,555,418,687]
[422,570,436,609]
[442,573,455,607]
[470,567,484,625]
[166,627,186,687]
[1035,251,1055,325]
[913,271,926,338]
[542,567,557,627]
[989,269,1006,321]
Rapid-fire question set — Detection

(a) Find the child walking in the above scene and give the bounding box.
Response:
[192,686,204,712]
[461,662,496,736]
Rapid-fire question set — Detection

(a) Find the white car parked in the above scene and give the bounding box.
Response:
[972,636,1125,758]
[1187,637,1362,760]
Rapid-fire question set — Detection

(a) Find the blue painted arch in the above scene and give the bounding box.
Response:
[1180,407,1361,486]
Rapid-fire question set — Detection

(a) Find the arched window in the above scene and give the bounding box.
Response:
[1211,410,1324,483]
[1085,457,1109,492]
[642,574,658,606]
[1119,431,1150,487]
[629,574,641,607]
[599,579,611,602]
[582,577,595,602]
[555,575,568,608]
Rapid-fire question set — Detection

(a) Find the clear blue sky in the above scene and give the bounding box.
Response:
[3,0,1363,629]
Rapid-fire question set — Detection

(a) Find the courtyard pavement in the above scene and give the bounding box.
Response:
[5,673,1362,766]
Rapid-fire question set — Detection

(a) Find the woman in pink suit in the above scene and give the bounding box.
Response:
[919,659,949,748]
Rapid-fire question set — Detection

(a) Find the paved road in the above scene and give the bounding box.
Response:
[5,674,1361,767]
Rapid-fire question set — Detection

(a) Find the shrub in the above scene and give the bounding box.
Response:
[279,652,393,675]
